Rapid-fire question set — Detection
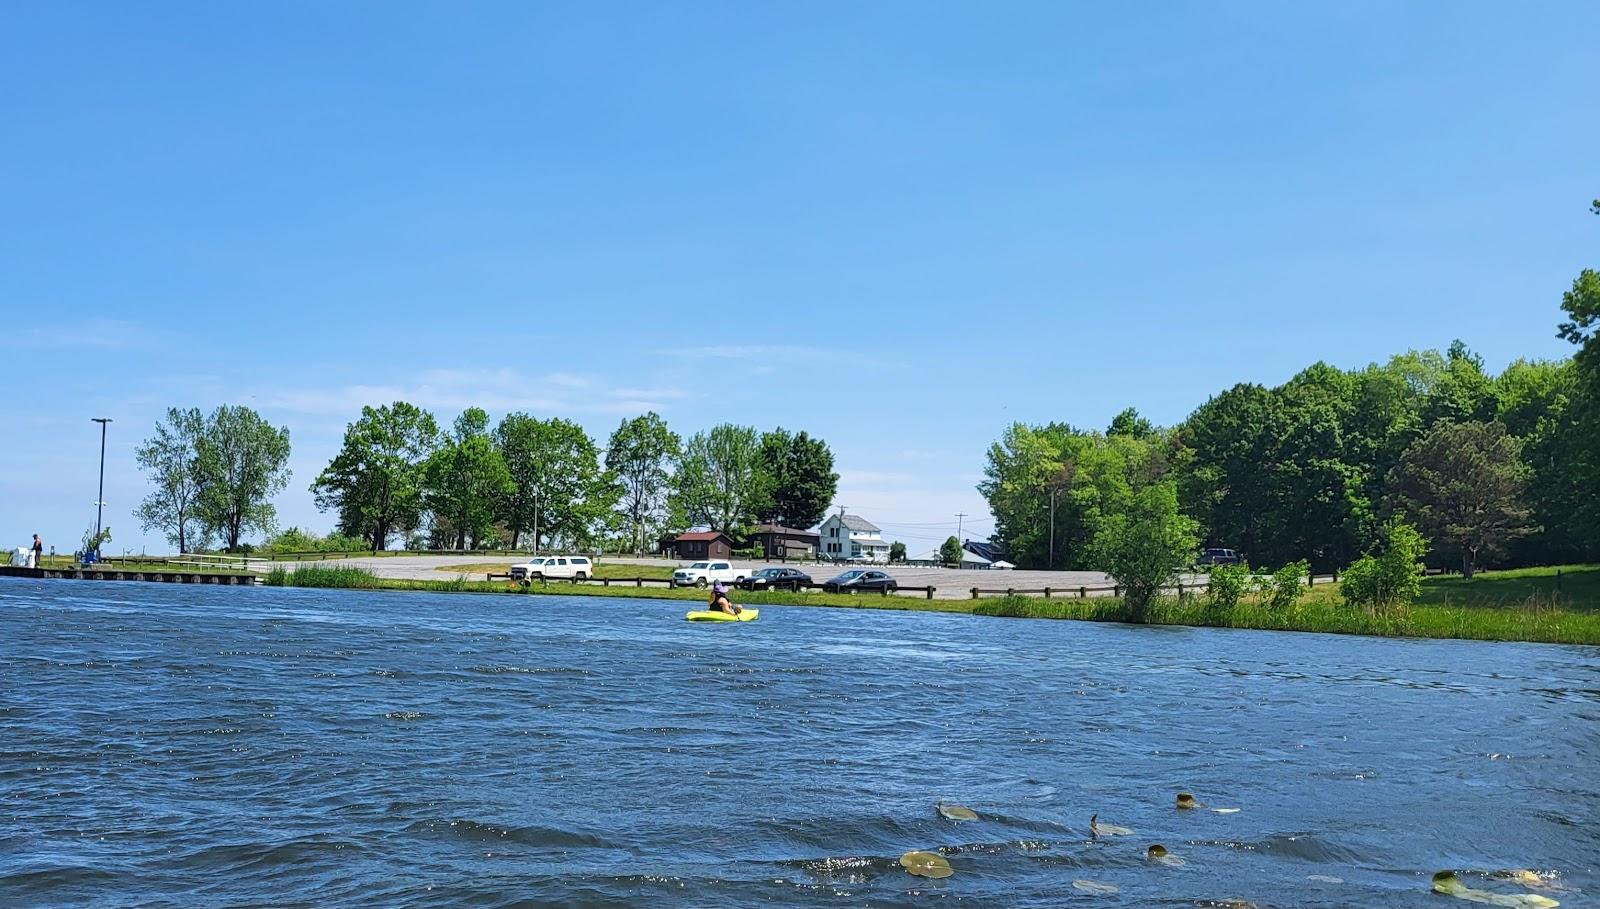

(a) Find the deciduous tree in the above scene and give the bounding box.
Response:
[1386,421,1531,578]
[757,428,837,529]
[672,424,766,534]
[198,405,292,552]
[135,407,211,553]
[311,402,439,550]
[424,408,514,550]
[604,413,680,554]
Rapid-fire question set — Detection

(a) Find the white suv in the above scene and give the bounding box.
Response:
[672,560,747,588]
[510,556,594,581]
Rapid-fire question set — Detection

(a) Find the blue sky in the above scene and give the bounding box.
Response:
[3,2,1596,555]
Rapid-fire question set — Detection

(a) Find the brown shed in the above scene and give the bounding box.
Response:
[748,523,820,560]
[667,532,735,561]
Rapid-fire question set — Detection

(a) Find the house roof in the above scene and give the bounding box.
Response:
[836,514,880,533]
[751,523,820,539]
[674,531,732,542]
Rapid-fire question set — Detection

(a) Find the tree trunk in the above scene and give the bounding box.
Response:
[1462,546,1476,580]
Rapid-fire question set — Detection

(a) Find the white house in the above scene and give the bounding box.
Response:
[818,513,891,563]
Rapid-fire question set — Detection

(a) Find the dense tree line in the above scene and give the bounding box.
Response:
[982,199,1600,575]
[302,407,837,552]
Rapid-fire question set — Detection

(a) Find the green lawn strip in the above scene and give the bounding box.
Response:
[973,585,1600,645]
[263,564,1600,644]
[1416,564,1600,610]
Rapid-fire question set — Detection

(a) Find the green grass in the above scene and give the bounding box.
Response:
[260,562,1600,646]
[972,576,1600,645]
[1416,564,1600,611]
[264,565,387,588]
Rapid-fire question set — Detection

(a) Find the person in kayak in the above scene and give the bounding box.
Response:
[708,581,742,616]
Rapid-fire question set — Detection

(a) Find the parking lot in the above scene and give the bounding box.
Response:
[274,553,1212,601]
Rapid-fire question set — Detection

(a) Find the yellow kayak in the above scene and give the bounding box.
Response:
[685,608,760,622]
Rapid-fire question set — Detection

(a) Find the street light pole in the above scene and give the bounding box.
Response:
[91,418,112,555]
[1049,487,1057,569]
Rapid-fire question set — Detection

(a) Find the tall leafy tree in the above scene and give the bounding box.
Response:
[197,405,292,552]
[757,428,838,529]
[672,423,766,534]
[1386,421,1531,578]
[311,402,439,550]
[494,414,615,551]
[135,407,212,553]
[1089,480,1199,620]
[939,535,963,567]
[604,412,681,554]
[424,408,514,550]
[1556,211,1600,550]
[1107,407,1156,439]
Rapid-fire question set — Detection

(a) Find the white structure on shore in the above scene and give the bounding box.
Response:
[908,546,993,569]
[818,513,890,562]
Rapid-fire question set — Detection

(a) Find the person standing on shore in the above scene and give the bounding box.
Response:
[30,534,43,568]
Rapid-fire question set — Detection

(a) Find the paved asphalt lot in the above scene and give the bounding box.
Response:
[266,554,1209,600]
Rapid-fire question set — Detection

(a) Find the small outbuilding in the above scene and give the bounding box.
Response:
[662,532,735,561]
[747,523,820,560]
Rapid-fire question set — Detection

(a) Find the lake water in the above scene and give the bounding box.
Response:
[2,579,1596,908]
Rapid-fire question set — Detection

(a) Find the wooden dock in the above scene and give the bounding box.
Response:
[0,566,258,585]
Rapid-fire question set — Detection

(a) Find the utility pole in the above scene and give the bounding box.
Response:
[955,512,967,544]
[91,418,112,556]
[1049,487,1058,570]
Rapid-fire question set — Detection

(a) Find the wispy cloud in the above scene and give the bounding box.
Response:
[256,367,690,419]
[0,318,168,350]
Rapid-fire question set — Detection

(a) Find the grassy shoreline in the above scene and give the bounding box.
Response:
[261,564,1600,646]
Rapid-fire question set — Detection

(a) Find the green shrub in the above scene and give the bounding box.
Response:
[1207,563,1250,609]
[1264,560,1309,610]
[1341,519,1426,613]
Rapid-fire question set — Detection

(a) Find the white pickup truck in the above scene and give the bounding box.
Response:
[671,560,748,588]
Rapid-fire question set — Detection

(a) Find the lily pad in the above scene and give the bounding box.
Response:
[1432,871,1559,908]
[1073,879,1120,895]
[901,850,954,879]
[1089,813,1133,836]
[937,803,979,821]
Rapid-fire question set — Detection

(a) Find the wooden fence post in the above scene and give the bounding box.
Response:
[1113,585,1120,597]
[636,577,643,587]
[1079,586,1086,598]
[926,587,935,600]
[1006,588,1014,597]
[1308,574,1314,587]
[970,587,979,600]
[1043,587,1052,599]
[1332,570,1338,583]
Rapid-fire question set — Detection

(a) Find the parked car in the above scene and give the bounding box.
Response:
[672,560,748,588]
[510,555,594,581]
[739,567,812,592]
[822,568,897,593]
[1195,548,1244,567]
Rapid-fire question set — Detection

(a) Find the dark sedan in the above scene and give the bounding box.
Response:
[739,567,812,592]
[822,568,897,593]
